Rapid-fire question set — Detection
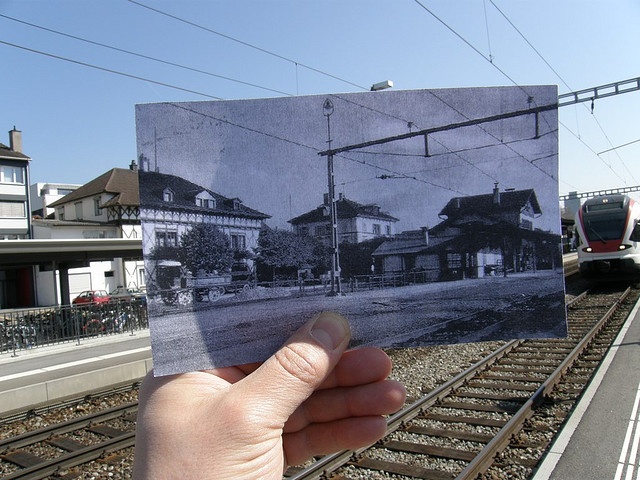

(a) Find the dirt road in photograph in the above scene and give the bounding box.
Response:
[149,270,566,375]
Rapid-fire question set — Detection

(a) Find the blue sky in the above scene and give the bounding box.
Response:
[2,0,640,204]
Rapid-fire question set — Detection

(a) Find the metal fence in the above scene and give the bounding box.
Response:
[0,299,148,356]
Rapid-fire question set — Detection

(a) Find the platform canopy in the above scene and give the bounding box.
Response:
[0,238,143,268]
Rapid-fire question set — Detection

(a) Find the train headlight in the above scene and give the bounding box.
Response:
[619,245,627,250]
[584,247,593,253]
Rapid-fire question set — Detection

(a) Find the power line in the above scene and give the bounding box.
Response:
[0,13,292,97]
[598,138,640,155]
[488,0,572,92]
[0,39,223,100]
[413,0,633,187]
[488,1,638,185]
[127,0,369,92]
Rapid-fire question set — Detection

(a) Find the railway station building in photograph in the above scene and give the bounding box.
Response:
[372,185,562,281]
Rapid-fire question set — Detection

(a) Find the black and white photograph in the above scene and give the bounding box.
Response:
[135,85,566,376]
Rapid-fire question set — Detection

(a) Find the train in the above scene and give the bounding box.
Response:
[575,194,640,278]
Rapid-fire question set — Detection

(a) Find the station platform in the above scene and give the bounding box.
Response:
[533,296,640,480]
[0,330,152,416]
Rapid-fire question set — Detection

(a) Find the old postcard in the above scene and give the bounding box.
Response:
[136,86,566,376]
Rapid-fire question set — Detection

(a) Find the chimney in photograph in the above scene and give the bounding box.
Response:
[492,182,501,205]
[323,193,329,205]
[421,226,429,245]
[9,126,22,153]
[129,159,139,171]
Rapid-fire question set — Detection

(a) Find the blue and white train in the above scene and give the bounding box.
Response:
[575,194,640,278]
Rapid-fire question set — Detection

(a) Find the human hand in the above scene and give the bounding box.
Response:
[133,311,406,479]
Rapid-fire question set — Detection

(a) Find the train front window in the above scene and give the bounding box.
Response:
[584,215,626,242]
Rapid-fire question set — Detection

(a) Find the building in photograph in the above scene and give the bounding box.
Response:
[373,185,561,281]
[0,127,33,307]
[138,169,270,289]
[33,163,144,305]
[289,193,399,245]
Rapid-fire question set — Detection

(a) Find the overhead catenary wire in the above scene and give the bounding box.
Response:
[2,4,564,200]
[127,0,369,92]
[413,0,633,187]
[2,3,556,192]
[0,13,293,97]
[487,0,638,185]
[0,39,224,100]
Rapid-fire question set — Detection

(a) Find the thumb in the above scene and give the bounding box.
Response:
[239,311,351,423]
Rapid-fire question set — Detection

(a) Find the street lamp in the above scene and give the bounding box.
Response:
[323,98,341,296]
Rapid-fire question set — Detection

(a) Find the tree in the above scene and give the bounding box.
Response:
[179,223,233,275]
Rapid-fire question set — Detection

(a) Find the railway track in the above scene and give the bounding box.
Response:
[0,277,636,479]
[284,285,639,480]
[0,403,137,479]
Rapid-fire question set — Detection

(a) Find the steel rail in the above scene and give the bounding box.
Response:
[456,287,631,479]
[0,402,138,452]
[2,432,136,480]
[285,340,520,480]
[286,286,632,480]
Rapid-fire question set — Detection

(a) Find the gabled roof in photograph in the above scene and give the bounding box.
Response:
[0,142,30,161]
[439,188,542,219]
[371,229,428,257]
[138,170,270,220]
[49,168,139,208]
[289,196,399,225]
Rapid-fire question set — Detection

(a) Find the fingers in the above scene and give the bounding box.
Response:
[236,311,351,423]
[284,379,406,432]
[283,416,389,466]
[317,347,393,389]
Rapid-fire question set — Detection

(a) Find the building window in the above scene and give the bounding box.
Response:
[386,225,392,235]
[75,202,83,220]
[373,224,381,235]
[299,226,309,236]
[163,188,174,203]
[0,165,24,184]
[94,197,102,216]
[0,201,26,217]
[156,230,178,247]
[57,207,65,221]
[231,234,246,250]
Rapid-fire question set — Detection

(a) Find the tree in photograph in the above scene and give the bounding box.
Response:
[339,237,386,278]
[148,244,181,262]
[179,223,234,275]
[256,226,325,281]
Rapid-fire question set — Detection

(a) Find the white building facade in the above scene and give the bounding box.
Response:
[34,165,145,306]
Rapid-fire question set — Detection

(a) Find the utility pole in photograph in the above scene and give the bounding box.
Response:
[323,98,341,296]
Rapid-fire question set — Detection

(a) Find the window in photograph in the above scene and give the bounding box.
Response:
[231,234,246,250]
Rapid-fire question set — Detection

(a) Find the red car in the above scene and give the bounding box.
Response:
[72,290,111,305]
